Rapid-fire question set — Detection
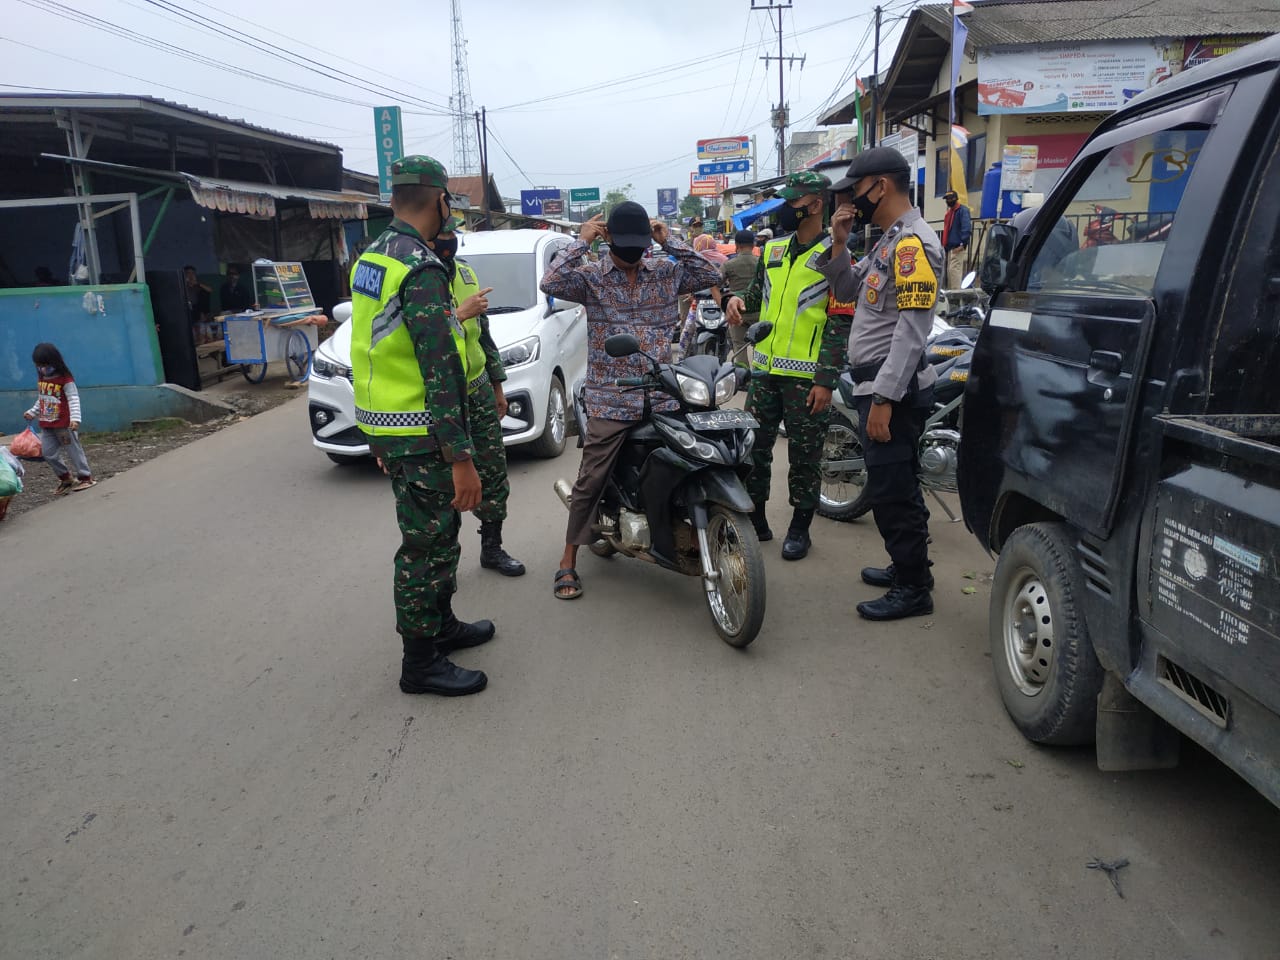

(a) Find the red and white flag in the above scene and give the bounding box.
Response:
[954,0,974,13]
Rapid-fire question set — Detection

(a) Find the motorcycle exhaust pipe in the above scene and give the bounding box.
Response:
[553,478,573,509]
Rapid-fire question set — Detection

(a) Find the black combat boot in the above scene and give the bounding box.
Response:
[399,636,488,696]
[861,561,935,590]
[856,584,934,621]
[479,521,526,577]
[437,593,496,656]
[750,504,773,542]
[781,508,815,560]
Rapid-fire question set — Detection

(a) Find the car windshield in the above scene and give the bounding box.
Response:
[456,253,537,311]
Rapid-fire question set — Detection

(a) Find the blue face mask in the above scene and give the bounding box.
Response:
[37,365,55,376]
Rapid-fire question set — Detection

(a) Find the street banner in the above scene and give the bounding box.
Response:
[698,160,751,175]
[690,175,726,197]
[657,188,678,217]
[520,188,561,216]
[542,198,565,215]
[696,136,751,161]
[1183,35,1265,69]
[373,106,404,202]
[570,187,600,203]
[977,39,1177,115]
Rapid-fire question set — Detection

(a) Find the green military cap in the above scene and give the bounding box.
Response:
[776,170,832,200]
[439,215,464,234]
[390,154,450,189]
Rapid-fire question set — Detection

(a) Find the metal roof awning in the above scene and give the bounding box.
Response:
[732,197,783,229]
[40,153,376,219]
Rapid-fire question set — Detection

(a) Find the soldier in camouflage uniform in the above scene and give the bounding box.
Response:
[428,217,525,577]
[725,170,837,561]
[349,156,492,697]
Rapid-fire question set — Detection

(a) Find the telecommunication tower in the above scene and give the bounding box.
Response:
[450,0,478,176]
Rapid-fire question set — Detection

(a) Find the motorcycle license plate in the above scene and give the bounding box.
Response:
[686,409,758,430]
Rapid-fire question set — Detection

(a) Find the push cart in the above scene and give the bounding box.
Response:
[218,259,324,384]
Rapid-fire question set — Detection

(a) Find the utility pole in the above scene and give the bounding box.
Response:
[870,4,882,147]
[753,0,805,177]
[450,0,478,176]
[474,107,490,230]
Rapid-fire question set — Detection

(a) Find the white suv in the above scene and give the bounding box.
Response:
[308,229,587,463]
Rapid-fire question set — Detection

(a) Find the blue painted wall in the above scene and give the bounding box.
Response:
[0,283,165,433]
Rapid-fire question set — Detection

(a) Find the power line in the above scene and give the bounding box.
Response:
[484,123,535,188]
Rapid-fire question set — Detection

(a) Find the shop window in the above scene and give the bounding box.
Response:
[966,134,987,191]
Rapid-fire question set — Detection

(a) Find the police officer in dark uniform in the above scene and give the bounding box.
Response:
[817,147,943,620]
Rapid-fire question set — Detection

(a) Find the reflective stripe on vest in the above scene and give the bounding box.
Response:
[349,246,469,438]
[451,261,489,379]
[753,236,832,380]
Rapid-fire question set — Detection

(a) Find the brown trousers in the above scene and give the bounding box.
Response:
[565,417,634,546]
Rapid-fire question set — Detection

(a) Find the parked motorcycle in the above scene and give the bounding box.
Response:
[555,324,773,647]
[690,293,730,362]
[817,324,976,524]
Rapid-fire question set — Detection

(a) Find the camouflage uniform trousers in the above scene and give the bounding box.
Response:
[387,454,460,640]
[745,373,829,511]
[468,382,509,524]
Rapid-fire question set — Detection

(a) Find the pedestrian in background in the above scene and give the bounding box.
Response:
[941,190,972,289]
[715,229,759,361]
[24,342,95,493]
[349,155,493,698]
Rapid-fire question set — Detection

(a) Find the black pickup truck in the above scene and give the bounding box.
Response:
[961,34,1280,806]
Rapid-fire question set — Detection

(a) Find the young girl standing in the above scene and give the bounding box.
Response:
[23,343,96,493]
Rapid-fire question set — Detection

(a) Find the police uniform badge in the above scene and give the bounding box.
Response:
[767,244,786,267]
[866,288,879,305]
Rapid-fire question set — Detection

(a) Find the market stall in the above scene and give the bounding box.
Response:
[215,259,323,384]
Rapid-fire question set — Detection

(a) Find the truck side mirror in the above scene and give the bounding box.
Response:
[980,223,1019,293]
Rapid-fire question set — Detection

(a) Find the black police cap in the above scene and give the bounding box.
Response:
[830,147,911,192]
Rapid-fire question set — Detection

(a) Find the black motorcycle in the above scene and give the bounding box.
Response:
[690,291,730,362]
[555,324,773,647]
[817,323,976,523]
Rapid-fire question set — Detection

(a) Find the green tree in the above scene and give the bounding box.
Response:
[582,183,634,220]
[678,193,705,221]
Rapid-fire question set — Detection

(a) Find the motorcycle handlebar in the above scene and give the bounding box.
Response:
[615,376,648,387]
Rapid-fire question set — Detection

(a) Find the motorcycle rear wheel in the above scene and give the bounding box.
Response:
[703,506,766,648]
[818,410,872,522]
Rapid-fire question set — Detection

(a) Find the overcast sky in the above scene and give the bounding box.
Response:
[3,0,913,212]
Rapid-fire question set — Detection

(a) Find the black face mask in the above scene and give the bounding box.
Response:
[851,181,883,220]
[434,238,458,261]
[945,197,958,208]
[776,201,813,232]
[612,245,645,264]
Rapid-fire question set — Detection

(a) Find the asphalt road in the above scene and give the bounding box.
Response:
[2,399,1277,960]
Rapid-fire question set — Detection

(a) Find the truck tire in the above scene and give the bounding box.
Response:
[990,522,1104,746]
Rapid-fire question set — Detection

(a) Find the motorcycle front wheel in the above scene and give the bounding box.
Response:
[703,506,766,648]
[818,409,872,522]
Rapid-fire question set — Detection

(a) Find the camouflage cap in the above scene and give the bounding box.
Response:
[390,155,450,190]
[776,170,832,200]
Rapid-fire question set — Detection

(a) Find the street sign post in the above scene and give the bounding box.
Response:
[373,105,404,202]
[696,136,751,161]
[697,159,751,176]
[569,187,600,203]
[519,188,561,216]
[657,188,678,217]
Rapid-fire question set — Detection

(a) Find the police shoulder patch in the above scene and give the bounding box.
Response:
[458,264,477,284]
[893,235,937,311]
[352,260,387,300]
[767,244,786,266]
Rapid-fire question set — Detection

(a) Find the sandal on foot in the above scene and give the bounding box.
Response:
[554,568,583,600]
[55,478,75,495]
[71,478,97,492]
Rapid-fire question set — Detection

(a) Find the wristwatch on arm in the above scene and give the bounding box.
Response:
[872,393,892,405]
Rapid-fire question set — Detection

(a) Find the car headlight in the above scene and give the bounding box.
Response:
[713,373,736,406]
[676,373,711,407]
[500,336,540,368]
[312,355,350,380]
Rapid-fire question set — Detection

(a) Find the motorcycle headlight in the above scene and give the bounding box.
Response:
[713,373,736,406]
[655,421,725,463]
[500,336,540,368]
[676,373,711,407]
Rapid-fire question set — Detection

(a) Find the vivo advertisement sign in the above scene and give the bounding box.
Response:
[696,136,751,160]
[520,189,561,216]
